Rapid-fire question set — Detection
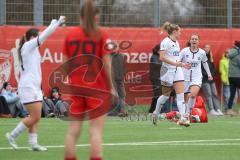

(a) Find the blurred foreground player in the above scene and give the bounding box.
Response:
[63,0,115,160]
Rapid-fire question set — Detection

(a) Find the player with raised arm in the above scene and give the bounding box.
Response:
[6,16,66,151]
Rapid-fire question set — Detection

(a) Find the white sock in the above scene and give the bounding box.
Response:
[186,97,196,114]
[29,133,38,146]
[10,122,27,139]
[176,93,186,120]
[154,95,169,114]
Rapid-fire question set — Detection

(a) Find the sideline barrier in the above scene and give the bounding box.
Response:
[0,26,240,105]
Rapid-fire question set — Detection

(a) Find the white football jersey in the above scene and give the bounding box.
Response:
[18,42,42,90]
[18,19,61,90]
[160,37,181,70]
[180,47,208,81]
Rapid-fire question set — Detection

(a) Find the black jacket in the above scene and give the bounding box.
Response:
[111,52,126,81]
[149,44,162,81]
[149,54,162,81]
[201,53,216,83]
[0,96,11,114]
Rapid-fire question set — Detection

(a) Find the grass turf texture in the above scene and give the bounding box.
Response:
[0,115,240,160]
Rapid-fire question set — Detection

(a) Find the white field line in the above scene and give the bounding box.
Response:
[1,139,240,150]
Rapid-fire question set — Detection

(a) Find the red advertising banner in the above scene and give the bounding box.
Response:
[0,26,239,105]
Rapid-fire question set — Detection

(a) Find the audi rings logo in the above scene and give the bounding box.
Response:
[0,49,12,89]
[104,40,132,52]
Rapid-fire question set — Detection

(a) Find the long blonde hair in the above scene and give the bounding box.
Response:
[161,21,180,35]
[80,0,101,40]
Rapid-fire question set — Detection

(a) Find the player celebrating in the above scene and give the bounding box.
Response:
[6,16,66,151]
[63,0,115,160]
[152,22,191,126]
[180,34,213,115]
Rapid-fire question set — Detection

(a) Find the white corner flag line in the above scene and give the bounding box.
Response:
[1,139,240,150]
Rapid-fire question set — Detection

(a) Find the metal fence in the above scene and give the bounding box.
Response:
[0,0,240,28]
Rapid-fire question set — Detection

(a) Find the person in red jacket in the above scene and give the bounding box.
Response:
[63,0,115,160]
[159,96,208,123]
[190,96,208,123]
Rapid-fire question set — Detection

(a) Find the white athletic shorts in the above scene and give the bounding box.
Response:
[184,77,202,93]
[160,66,184,87]
[18,87,43,104]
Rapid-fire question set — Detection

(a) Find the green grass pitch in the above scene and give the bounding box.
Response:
[0,116,240,160]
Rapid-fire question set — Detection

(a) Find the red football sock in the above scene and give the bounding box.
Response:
[65,157,77,160]
[90,157,102,160]
[166,111,177,119]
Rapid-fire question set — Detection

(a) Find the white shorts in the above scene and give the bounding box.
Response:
[160,66,184,87]
[18,87,43,104]
[184,78,202,93]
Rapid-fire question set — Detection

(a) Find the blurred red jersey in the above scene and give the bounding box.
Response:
[191,96,208,123]
[165,96,208,123]
[63,27,110,90]
[62,27,112,118]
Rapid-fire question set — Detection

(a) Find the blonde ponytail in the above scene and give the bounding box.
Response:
[161,21,180,35]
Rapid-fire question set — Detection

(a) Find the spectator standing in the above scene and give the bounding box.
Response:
[227,41,240,115]
[111,52,127,116]
[219,49,238,113]
[149,44,162,113]
[201,44,223,116]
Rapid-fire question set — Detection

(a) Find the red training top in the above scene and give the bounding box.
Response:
[62,27,111,91]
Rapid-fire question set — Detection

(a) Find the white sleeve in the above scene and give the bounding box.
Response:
[179,49,185,61]
[202,61,212,77]
[24,17,65,50]
[160,39,168,51]
[38,19,60,45]
[202,51,208,63]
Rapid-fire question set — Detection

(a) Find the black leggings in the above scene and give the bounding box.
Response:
[228,77,240,109]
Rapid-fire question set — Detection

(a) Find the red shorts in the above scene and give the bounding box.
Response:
[70,96,100,113]
[67,73,111,120]
[69,94,112,120]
